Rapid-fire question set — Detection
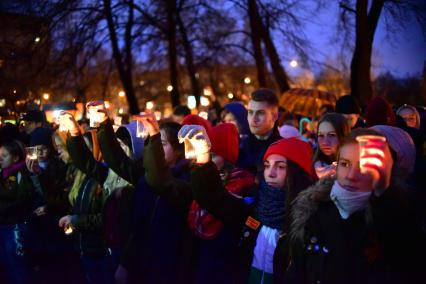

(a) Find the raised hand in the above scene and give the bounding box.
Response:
[178,125,211,164]
[59,111,80,136]
[133,113,160,137]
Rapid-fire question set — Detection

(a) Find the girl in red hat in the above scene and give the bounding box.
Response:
[179,124,316,284]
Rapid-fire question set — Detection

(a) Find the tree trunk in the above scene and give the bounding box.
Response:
[248,0,268,88]
[103,0,139,114]
[166,0,181,108]
[252,0,290,93]
[176,11,200,106]
[350,0,384,107]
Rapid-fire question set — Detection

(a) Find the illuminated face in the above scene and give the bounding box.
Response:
[398,108,417,128]
[223,112,239,133]
[318,121,339,158]
[0,147,18,169]
[247,101,277,137]
[264,154,287,189]
[37,145,50,162]
[161,130,177,167]
[337,143,377,192]
[342,114,359,129]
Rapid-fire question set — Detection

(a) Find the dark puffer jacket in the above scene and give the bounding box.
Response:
[281,178,425,284]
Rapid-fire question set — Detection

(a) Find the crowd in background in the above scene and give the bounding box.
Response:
[0,89,425,284]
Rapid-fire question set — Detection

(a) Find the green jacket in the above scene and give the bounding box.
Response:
[67,134,110,256]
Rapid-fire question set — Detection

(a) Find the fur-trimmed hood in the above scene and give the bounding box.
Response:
[290,178,334,242]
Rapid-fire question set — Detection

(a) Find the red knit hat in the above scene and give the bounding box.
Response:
[365,96,396,127]
[207,123,239,164]
[181,114,212,132]
[263,138,313,176]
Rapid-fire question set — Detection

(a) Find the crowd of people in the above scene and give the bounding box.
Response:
[0,89,425,284]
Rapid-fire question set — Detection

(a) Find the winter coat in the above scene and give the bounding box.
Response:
[282,178,425,284]
[97,119,144,186]
[237,127,281,176]
[30,156,70,215]
[66,135,111,257]
[0,163,33,224]
[120,133,193,284]
[191,160,289,283]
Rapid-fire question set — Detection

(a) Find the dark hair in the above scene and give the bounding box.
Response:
[314,112,350,163]
[115,127,132,151]
[1,140,25,162]
[160,122,184,160]
[173,105,191,117]
[250,88,279,108]
[283,160,316,232]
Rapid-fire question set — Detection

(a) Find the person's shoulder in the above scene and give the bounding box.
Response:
[290,178,334,242]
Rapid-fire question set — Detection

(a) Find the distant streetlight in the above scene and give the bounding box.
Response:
[43,93,50,100]
[244,77,251,84]
[167,85,173,92]
[290,60,298,68]
[227,92,234,99]
[139,80,145,86]
[34,37,41,43]
[118,91,125,97]
[146,101,154,110]
[13,89,17,94]
[118,108,124,114]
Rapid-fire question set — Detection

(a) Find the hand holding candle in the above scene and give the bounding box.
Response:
[86,101,108,128]
[356,135,393,196]
[133,113,159,139]
[59,111,80,136]
[178,125,211,164]
[58,215,74,235]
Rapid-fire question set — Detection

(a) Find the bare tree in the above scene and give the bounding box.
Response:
[340,0,426,106]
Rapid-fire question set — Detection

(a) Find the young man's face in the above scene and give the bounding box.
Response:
[247,100,277,137]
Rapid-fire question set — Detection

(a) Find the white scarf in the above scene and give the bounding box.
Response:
[330,180,371,219]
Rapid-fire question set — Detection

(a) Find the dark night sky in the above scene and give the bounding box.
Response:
[284,2,425,78]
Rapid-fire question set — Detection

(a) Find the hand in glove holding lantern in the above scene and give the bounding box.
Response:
[178,125,211,164]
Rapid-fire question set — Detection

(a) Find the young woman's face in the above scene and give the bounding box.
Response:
[318,121,339,158]
[398,108,417,128]
[336,143,373,192]
[160,130,177,167]
[264,154,287,189]
[0,147,19,169]
[222,112,239,133]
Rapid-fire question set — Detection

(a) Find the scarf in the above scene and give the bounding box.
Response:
[330,180,371,219]
[2,160,26,179]
[255,180,286,230]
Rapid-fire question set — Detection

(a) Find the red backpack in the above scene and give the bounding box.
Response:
[187,168,255,240]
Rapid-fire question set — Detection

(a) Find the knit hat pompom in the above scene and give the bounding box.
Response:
[264,138,313,177]
[208,123,239,164]
[365,96,395,127]
[335,95,361,115]
[182,114,212,132]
